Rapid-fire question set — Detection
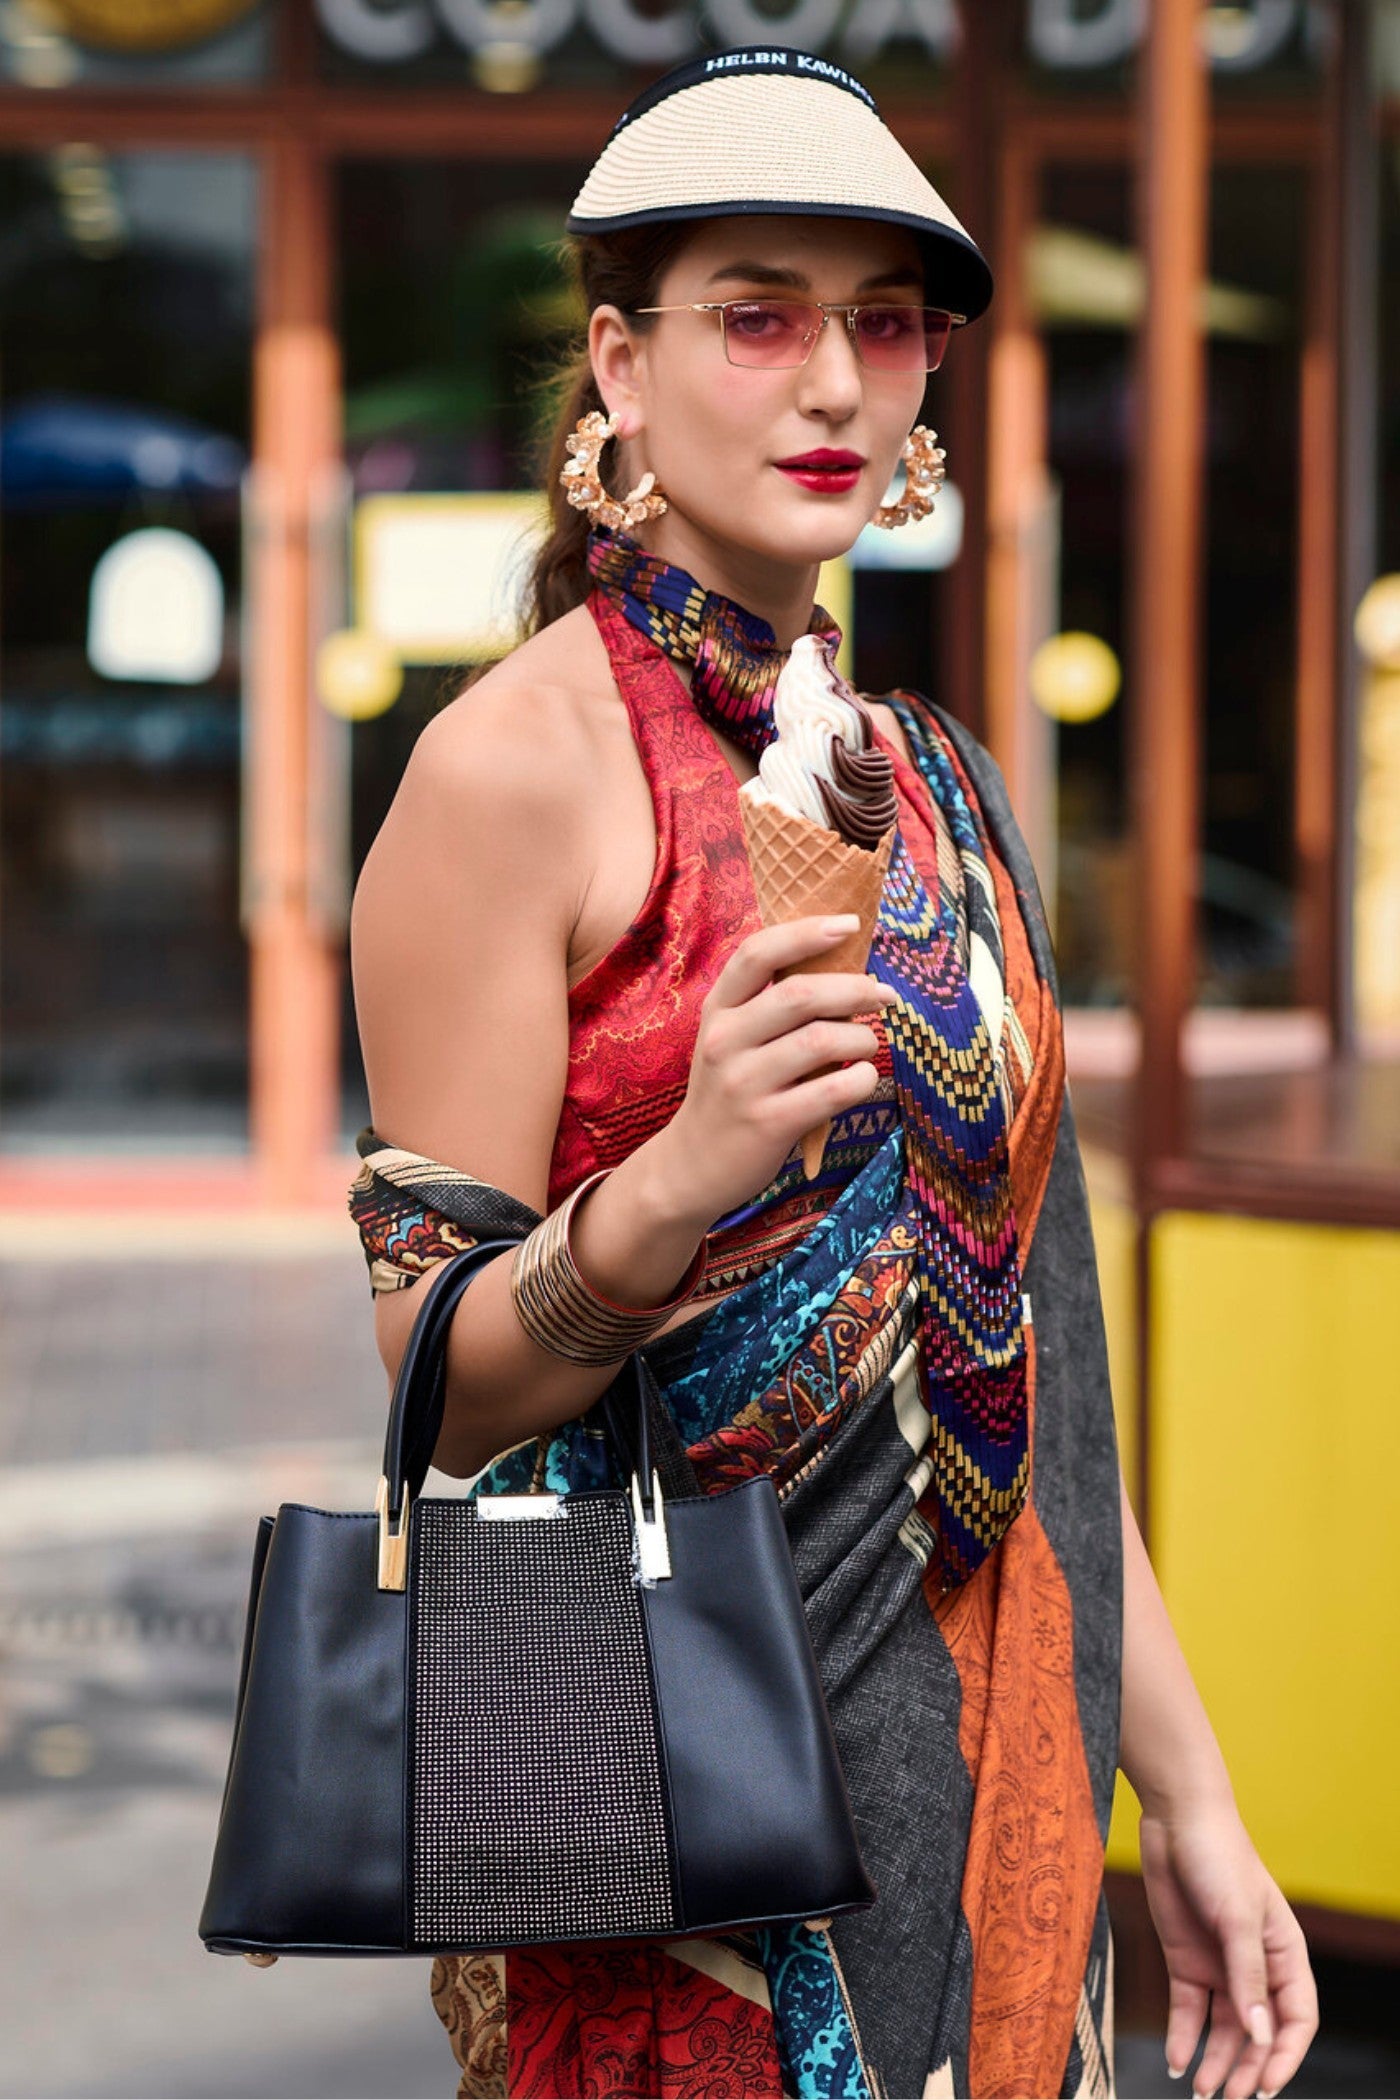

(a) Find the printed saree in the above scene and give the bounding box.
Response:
[346,693,1123,2099]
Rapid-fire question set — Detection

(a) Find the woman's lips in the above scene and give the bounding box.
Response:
[775,462,863,493]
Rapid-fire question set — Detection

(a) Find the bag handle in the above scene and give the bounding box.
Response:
[381,1239,521,1511]
[376,1239,699,1591]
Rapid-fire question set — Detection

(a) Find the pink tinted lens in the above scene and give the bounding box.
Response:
[855,307,954,371]
[721,301,818,365]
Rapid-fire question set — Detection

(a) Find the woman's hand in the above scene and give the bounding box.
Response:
[661,912,897,1226]
[1139,1798,1319,2099]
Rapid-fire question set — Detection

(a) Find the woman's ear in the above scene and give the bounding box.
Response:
[587,304,644,436]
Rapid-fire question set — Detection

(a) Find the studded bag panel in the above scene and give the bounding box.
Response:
[409,1495,678,1949]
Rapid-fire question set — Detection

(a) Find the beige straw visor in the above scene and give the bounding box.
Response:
[567,72,992,322]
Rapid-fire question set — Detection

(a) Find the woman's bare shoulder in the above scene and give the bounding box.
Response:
[423,603,616,771]
[353,606,622,956]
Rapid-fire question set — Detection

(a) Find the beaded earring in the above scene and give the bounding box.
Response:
[560,407,669,530]
[870,424,947,529]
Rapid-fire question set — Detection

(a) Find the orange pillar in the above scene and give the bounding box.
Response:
[245,136,343,1203]
[1128,0,1210,1545]
[984,135,1053,860]
[1129,0,1208,1188]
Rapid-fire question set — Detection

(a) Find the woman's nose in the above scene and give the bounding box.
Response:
[796,312,864,409]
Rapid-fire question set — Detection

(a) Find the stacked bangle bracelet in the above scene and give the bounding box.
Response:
[509,1167,709,1366]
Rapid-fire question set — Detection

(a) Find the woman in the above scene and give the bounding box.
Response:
[347,47,1318,2100]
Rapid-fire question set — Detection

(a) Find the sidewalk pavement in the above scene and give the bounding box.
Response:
[0,1237,468,2099]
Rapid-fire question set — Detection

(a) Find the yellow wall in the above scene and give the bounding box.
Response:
[1095,1201,1400,1918]
[1082,1157,1139,1509]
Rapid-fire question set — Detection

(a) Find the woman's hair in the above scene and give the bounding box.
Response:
[520,222,698,639]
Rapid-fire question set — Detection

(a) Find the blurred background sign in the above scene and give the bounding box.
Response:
[88,527,225,682]
[39,1,262,50]
[352,490,547,664]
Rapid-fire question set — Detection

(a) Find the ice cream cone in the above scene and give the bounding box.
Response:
[738,797,896,1178]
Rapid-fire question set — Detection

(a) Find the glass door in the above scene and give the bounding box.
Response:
[0,146,256,1151]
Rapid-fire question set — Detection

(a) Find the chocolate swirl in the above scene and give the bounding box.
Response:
[814,700,899,849]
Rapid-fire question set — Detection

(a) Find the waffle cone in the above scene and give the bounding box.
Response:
[738,795,896,1178]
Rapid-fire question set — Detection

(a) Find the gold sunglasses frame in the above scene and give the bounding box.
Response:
[629,298,968,372]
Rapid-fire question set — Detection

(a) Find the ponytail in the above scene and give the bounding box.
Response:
[520,224,695,640]
[522,340,605,637]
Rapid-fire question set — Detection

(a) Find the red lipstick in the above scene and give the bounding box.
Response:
[775,448,865,493]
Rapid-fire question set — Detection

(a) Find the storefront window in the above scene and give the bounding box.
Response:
[1040,149,1309,1011]
[1349,0,1400,1051]
[1200,160,1306,1009]
[0,149,255,1149]
[1040,161,1134,1007]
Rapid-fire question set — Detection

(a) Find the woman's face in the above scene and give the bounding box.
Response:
[589,214,930,612]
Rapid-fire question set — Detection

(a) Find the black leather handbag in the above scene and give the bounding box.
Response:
[199,1238,877,1960]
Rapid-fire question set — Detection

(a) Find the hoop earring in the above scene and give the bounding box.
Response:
[870,424,947,530]
[560,407,669,530]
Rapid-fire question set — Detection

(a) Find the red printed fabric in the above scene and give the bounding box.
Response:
[509,1942,785,2099]
[430,1939,786,2100]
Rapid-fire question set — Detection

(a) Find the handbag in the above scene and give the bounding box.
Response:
[199,1238,877,1960]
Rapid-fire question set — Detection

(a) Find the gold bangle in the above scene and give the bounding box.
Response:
[509,1169,708,1366]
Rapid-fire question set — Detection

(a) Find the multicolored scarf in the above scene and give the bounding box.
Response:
[586,522,1027,1590]
[586,516,845,747]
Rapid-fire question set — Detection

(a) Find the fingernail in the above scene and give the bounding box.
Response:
[823,915,859,936]
[1165,2055,1184,2080]
[1247,2005,1272,2047]
[1259,2089,1279,2099]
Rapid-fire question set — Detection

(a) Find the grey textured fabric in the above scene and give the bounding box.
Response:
[1023,1086,1126,1842]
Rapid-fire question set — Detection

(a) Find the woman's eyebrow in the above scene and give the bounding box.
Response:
[703,261,924,292]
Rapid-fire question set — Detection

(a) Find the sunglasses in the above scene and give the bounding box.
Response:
[629,298,965,373]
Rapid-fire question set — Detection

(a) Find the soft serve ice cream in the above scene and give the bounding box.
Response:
[739,634,899,849]
[736,632,900,1179]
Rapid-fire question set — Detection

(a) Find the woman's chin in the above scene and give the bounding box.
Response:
[661,504,861,573]
[739,505,866,568]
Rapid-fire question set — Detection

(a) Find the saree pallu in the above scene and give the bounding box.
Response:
[347,701,1122,2100]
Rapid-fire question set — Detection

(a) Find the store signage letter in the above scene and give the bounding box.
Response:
[316,0,1314,69]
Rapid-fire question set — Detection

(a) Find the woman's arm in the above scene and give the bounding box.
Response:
[1118,1466,1233,1817]
[1118,1465,1319,2099]
[354,685,709,1480]
[359,676,896,1481]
